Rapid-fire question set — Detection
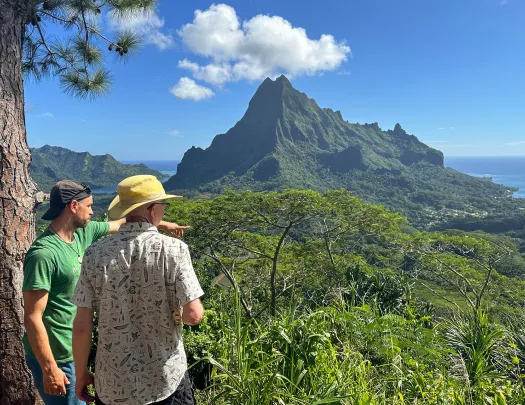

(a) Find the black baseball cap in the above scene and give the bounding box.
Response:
[42,180,92,220]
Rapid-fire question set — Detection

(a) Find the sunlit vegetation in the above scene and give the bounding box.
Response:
[86,189,525,404]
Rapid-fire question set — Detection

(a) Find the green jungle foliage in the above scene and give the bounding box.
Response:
[85,190,525,404]
[171,163,522,227]
[433,215,525,260]
[30,145,167,191]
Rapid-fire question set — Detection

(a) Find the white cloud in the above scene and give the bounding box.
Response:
[177,4,350,86]
[178,59,231,86]
[109,10,174,50]
[337,70,352,76]
[170,78,214,101]
[179,4,243,61]
[502,140,525,146]
[166,129,181,136]
[437,127,444,130]
[37,112,54,119]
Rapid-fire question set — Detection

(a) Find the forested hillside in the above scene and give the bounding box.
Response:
[30,145,167,191]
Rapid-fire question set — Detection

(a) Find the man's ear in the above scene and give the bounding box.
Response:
[149,206,157,222]
[69,200,79,213]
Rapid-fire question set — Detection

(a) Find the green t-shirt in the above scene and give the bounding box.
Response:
[23,221,110,363]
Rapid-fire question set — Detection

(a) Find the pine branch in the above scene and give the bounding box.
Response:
[81,10,90,80]
[35,17,56,58]
[38,9,81,28]
[88,26,119,48]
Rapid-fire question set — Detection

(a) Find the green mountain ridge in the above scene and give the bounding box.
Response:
[165,76,521,225]
[31,144,167,191]
[167,75,444,189]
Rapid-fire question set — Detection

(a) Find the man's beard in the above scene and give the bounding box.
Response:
[74,217,91,228]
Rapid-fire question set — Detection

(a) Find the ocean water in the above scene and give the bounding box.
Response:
[91,160,179,194]
[446,156,525,198]
[122,160,179,174]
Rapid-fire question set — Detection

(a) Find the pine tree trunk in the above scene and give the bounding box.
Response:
[0,1,40,404]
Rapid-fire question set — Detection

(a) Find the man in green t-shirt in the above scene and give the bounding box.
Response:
[23,180,188,405]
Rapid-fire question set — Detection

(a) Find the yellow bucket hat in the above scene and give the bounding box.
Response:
[107,175,181,220]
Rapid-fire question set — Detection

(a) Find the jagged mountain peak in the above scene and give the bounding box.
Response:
[245,75,301,116]
[259,74,292,88]
[393,123,405,133]
[165,77,444,191]
[248,75,308,110]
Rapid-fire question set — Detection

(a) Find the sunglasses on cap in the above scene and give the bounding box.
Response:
[69,182,92,203]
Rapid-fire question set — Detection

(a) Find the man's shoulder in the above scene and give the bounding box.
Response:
[84,229,189,253]
[24,241,56,268]
[83,232,121,261]
[76,221,109,238]
[26,233,57,259]
[143,233,190,258]
[85,232,118,250]
[31,229,55,246]
[25,244,54,259]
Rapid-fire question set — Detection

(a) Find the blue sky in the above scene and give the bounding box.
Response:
[25,0,525,161]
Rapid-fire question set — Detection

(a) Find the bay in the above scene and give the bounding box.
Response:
[446,156,525,198]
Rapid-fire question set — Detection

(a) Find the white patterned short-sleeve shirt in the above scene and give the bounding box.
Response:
[71,222,204,405]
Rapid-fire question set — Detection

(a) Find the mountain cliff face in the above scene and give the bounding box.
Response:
[30,145,167,191]
[166,75,443,191]
[165,76,517,224]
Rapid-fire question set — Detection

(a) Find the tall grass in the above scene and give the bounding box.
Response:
[188,292,525,405]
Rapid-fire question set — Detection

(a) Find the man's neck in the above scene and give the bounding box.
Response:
[49,217,77,243]
[125,215,153,224]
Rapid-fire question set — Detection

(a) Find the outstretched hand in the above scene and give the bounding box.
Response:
[160,222,191,238]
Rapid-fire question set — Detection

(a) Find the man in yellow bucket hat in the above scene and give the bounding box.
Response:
[72,175,204,405]
[22,179,190,405]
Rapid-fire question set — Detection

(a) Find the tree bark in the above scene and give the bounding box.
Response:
[0,1,40,404]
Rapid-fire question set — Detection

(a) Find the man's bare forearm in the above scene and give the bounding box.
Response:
[72,309,94,375]
[24,315,58,372]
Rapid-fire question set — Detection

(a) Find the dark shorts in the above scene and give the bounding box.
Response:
[95,371,196,405]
